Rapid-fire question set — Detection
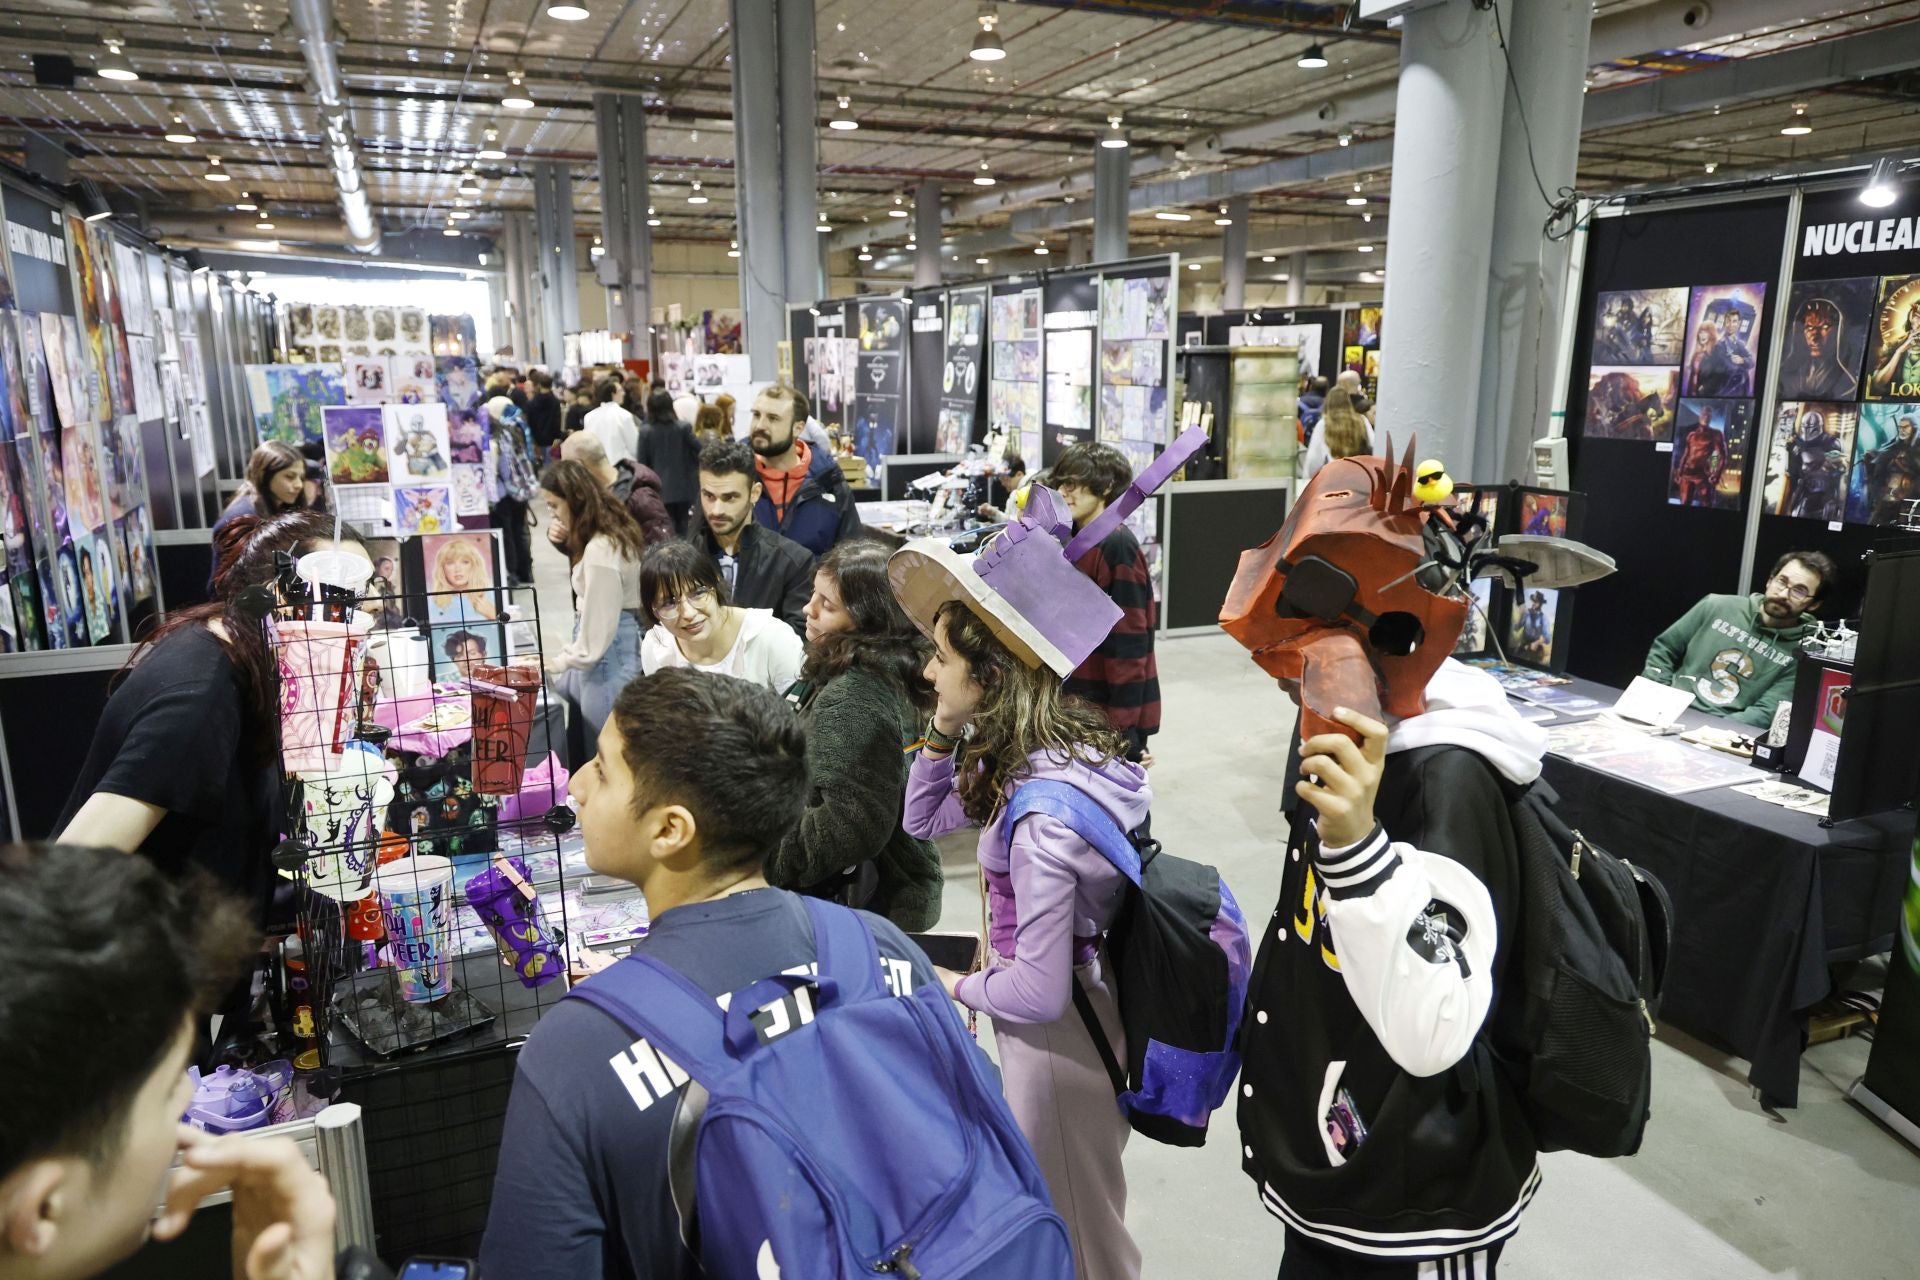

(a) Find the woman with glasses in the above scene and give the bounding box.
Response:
[638,540,804,692]
[540,460,647,742]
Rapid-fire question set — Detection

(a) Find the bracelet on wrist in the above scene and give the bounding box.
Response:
[924,721,962,754]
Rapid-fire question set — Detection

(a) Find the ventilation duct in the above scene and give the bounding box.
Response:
[288,0,380,253]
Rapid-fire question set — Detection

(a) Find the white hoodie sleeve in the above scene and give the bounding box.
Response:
[1313,822,1499,1079]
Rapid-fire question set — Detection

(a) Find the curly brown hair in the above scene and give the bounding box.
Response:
[935,600,1126,824]
[538,459,646,564]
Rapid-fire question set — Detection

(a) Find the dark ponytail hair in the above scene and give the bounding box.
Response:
[801,539,932,713]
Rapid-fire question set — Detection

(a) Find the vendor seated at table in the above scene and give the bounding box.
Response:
[1641,549,1836,728]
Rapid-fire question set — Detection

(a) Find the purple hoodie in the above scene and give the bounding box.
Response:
[905,747,1152,1025]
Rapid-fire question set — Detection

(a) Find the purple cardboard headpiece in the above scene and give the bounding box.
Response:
[890,428,1208,676]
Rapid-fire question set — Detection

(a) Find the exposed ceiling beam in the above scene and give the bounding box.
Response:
[1007,0,1400,44]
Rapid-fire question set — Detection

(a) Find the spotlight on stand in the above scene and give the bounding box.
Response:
[77,180,113,223]
[969,5,1006,62]
[1861,157,1901,209]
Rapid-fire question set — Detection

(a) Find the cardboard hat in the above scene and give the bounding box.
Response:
[890,428,1208,677]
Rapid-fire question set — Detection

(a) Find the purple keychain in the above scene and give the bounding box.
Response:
[462,854,565,988]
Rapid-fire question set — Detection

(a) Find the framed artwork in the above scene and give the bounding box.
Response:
[1681,282,1767,398]
[1668,400,1754,509]
[1762,402,1858,522]
[1778,276,1873,401]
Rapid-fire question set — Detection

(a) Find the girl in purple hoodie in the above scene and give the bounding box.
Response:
[904,598,1151,1280]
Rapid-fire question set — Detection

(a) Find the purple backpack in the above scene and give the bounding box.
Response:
[568,897,1074,1280]
[1004,781,1252,1147]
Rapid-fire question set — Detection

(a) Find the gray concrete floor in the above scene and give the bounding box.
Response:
[525,523,1920,1277]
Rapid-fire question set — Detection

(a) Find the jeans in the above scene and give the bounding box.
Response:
[552,609,643,745]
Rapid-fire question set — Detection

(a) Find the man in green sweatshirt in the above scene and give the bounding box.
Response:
[1642,550,1837,727]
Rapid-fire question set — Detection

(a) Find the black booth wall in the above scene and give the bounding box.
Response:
[1564,198,1790,688]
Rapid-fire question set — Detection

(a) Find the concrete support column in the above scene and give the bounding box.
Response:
[530,161,581,368]
[593,92,653,363]
[1093,143,1131,264]
[914,179,943,288]
[776,0,822,303]
[501,211,534,361]
[730,0,788,381]
[1286,251,1308,306]
[1473,0,1592,483]
[1220,196,1251,311]
[1375,0,1509,465]
[1067,229,1091,267]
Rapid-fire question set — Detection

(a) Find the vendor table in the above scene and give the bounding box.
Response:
[1530,675,1912,1108]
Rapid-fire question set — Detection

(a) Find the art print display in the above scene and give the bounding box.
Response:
[448,409,488,465]
[430,622,502,682]
[1454,578,1496,656]
[1668,399,1752,509]
[1846,403,1920,525]
[1516,491,1569,538]
[1592,287,1689,367]
[87,225,137,419]
[1099,275,1171,342]
[398,308,429,352]
[452,463,488,516]
[938,285,986,453]
[392,354,437,405]
[1864,273,1920,400]
[1778,276,1873,401]
[38,313,76,429]
[1341,305,1382,353]
[1681,282,1766,398]
[35,557,66,649]
[384,403,451,482]
[1763,402,1858,521]
[65,217,112,420]
[60,423,106,534]
[102,416,145,520]
[858,300,905,353]
[1507,587,1558,666]
[424,530,500,629]
[394,485,454,535]
[363,538,404,630]
[345,355,390,405]
[56,543,87,646]
[246,363,345,445]
[1584,367,1678,441]
[80,529,114,642]
[436,356,481,413]
[322,406,390,485]
[119,506,154,604]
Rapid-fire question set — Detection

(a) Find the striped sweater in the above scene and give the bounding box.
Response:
[1063,523,1161,746]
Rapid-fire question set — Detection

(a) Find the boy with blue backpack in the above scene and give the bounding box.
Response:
[480,669,1072,1280]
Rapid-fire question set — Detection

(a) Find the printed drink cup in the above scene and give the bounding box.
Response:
[372,855,456,1003]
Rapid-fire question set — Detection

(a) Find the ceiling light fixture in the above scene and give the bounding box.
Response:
[889,194,909,218]
[905,241,917,251]
[1187,261,1202,270]
[1261,254,1276,263]
[1862,156,1901,208]
[1337,129,1352,147]
[829,96,859,130]
[646,205,661,227]
[502,71,535,110]
[544,3,591,19]
[1357,243,1374,253]
[1100,115,1129,150]
[728,238,740,258]
[857,249,873,261]
[204,155,230,182]
[1703,160,1719,174]
[975,256,990,265]
[970,5,1006,62]
[255,207,276,231]
[97,33,138,82]
[817,218,832,232]
[1034,244,1049,255]
[1362,210,1373,222]
[1154,210,1192,221]
[687,180,709,204]
[1346,182,1367,206]
[1780,102,1812,136]
[77,180,113,223]
[1214,203,1232,226]
[458,170,483,196]
[234,191,258,212]
[973,158,996,187]
[443,224,462,237]
[478,125,507,160]
[1297,43,1328,70]
[164,112,196,145]
[451,208,473,220]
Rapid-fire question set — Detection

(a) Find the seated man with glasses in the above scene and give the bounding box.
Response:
[638,539,804,694]
[1642,549,1837,728]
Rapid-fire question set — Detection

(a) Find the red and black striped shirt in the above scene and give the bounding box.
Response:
[1063,524,1161,742]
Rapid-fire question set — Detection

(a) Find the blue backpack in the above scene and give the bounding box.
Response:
[567,896,1073,1280]
[1004,781,1252,1147]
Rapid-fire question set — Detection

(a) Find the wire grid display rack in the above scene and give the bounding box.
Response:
[264,573,647,1253]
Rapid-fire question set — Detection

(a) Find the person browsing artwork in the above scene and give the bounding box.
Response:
[765,540,943,930]
[746,384,864,558]
[539,460,647,743]
[638,540,804,693]
[209,442,309,590]
[1642,550,1834,728]
[687,438,814,634]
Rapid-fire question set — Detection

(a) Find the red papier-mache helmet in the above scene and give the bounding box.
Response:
[1219,439,1470,741]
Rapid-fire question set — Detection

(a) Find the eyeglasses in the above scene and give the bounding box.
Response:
[1767,574,1815,604]
[655,587,716,621]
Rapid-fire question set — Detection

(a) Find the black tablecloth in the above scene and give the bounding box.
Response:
[1531,676,1912,1108]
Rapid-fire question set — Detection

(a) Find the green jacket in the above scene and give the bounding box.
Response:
[1642,592,1815,728]
[768,665,943,931]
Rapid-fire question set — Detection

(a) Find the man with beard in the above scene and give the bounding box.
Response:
[1644,551,1833,726]
[685,438,813,633]
[1694,305,1757,397]
[1780,298,1859,400]
[1784,407,1846,520]
[1671,408,1731,507]
[745,384,863,558]
[1861,414,1920,525]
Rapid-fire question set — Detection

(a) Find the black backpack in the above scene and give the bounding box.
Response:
[1489,779,1673,1157]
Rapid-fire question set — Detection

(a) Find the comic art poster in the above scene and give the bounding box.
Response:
[65,217,112,422]
[436,356,481,413]
[1507,588,1558,666]
[1516,492,1569,538]
[1454,578,1495,656]
[423,531,500,628]
[1681,283,1767,398]
[1846,403,1920,525]
[60,423,106,534]
[1584,367,1678,441]
[322,406,390,485]
[1592,288,1688,367]
[394,485,453,535]
[392,354,437,405]
[1864,274,1920,400]
[345,355,390,405]
[1669,399,1752,509]
[383,403,452,483]
[1778,276,1873,402]
[247,364,345,445]
[1763,402,1857,521]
